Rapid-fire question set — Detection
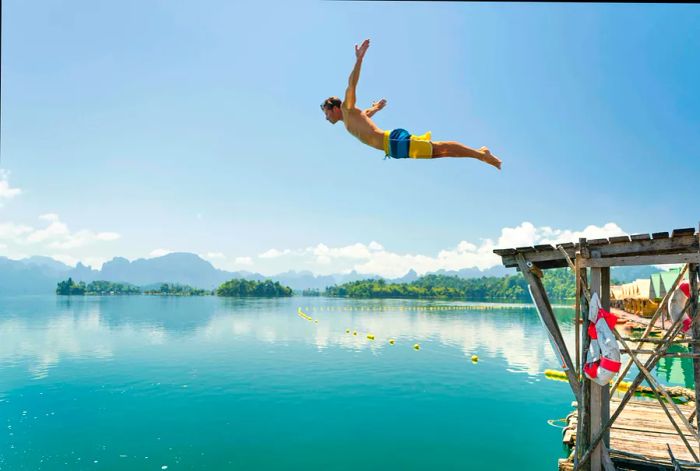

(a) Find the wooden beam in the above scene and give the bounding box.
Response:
[608,235,631,244]
[498,234,699,268]
[579,253,700,268]
[516,255,581,403]
[630,233,651,241]
[673,228,696,237]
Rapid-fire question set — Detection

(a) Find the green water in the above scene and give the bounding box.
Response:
[0,296,691,470]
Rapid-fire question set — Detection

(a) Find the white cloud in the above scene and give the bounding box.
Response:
[0,214,120,269]
[259,248,292,259]
[96,232,120,241]
[0,222,33,240]
[368,241,384,251]
[0,171,21,203]
[149,248,172,257]
[26,219,69,244]
[203,252,225,260]
[243,221,627,278]
[234,256,253,266]
[2,214,122,250]
[39,213,60,222]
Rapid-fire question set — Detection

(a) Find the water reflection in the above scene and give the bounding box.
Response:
[0,296,573,384]
[656,345,695,388]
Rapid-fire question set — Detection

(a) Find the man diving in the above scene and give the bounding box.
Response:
[321,39,501,169]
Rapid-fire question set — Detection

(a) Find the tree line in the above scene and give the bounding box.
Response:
[57,269,576,300]
[57,278,293,297]
[324,269,576,301]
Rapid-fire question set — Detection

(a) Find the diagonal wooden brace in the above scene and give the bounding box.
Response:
[516,255,581,403]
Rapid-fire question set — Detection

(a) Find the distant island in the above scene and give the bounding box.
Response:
[216,279,292,297]
[324,269,577,301]
[56,277,293,297]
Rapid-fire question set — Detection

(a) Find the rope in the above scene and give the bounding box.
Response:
[547,418,569,429]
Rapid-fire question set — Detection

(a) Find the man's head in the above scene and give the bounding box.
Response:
[320,96,342,124]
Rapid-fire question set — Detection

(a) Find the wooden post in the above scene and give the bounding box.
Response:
[575,258,581,376]
[577,263,590,468]
[600,267,611,449]
[589,267,609,470]
[690,263,700,439]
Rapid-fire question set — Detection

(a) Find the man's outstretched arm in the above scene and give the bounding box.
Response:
[344,39,370,109]
[364,98,387,118]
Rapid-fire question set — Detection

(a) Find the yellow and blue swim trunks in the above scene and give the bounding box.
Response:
[383,128,433,159]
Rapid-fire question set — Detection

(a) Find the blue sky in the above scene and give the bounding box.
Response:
[1,1,699,276]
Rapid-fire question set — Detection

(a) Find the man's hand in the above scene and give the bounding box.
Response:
[365,98,387,118]
[355,39,370,60]
[371,98,387,111]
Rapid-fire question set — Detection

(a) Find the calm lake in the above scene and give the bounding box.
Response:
[0,296,692,470]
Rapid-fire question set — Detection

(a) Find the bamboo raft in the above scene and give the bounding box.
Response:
[559,398,700,470]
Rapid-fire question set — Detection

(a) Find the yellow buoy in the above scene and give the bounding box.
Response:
[544,369,568,382]
[345,329,350,334]
[353,331,357,336]
[367,334,375,340]
[413,343,420,350]
[389,339,395,345]
[471,355,478,363]
[314,320,318,323]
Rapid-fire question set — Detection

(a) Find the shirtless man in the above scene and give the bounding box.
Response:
[321,39,501,169]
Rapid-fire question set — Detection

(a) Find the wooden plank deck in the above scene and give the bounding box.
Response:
[611,307,668,333]
[559,398,698,470]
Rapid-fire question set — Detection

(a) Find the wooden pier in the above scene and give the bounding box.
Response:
[559,398,699,470]
[493,227,700,470]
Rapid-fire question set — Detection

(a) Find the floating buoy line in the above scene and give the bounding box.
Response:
[301,304,532,313]
[296,307,478,363]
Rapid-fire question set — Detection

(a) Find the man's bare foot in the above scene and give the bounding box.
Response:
[480,147,501,170]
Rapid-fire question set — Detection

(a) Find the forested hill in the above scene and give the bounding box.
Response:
[324,269,576,301]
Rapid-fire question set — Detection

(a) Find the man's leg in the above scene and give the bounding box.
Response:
[431,141,501,169]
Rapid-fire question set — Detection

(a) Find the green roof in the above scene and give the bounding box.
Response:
[659,267,686,293]
[650,273,662,298]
